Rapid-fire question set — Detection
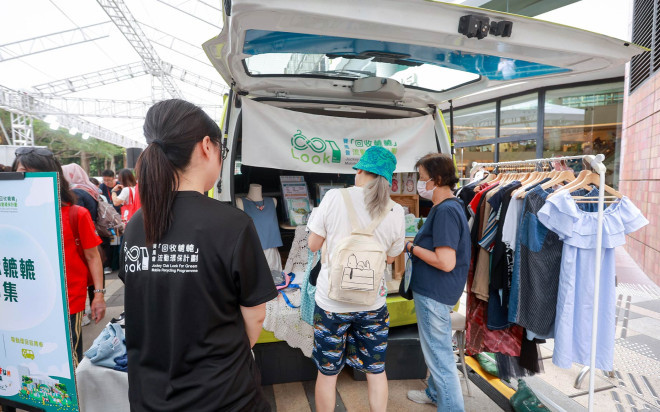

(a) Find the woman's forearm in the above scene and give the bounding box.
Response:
[407,242,456,272]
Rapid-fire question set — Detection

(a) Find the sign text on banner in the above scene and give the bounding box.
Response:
[241,99,438,174]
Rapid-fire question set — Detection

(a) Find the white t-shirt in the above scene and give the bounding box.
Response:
[117,187,134,203]
[307,186,405,313]
[501,197,523,250]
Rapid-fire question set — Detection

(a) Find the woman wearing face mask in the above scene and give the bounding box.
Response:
[405,153,470,412]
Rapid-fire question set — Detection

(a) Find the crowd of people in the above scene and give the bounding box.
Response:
[9,148,141,367]
[7,99,471,412]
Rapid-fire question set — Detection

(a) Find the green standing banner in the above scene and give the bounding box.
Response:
[0,172,79,411]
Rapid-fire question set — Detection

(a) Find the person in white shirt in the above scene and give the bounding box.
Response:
[307,146,405,412]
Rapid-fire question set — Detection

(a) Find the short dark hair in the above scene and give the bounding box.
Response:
[101,169,115,177]
[415,153,459,189]
[89,177,100,186]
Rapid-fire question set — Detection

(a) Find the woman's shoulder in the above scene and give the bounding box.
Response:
[434,198,467,219]
[195,196,254,228]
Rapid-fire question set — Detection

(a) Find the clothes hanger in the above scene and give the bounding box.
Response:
[539,169,576,191]
[552,169,591,196]
[514,162,547,198]
[569,171,623,202]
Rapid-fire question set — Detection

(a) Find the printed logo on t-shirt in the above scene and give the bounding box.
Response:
[147,243,199,274]
[123,244,150,274]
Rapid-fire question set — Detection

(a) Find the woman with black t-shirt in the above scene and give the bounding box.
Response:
[119,99,277,411]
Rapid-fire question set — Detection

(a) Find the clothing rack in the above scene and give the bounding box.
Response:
[470,154,607,412]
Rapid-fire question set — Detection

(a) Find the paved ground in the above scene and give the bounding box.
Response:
[72,246,660,412]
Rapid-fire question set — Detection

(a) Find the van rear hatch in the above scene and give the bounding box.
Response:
[204,0,644,107]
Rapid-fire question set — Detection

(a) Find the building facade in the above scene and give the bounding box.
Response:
[619,0,660,283]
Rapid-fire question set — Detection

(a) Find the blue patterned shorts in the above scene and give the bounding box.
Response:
[312,304,389,376]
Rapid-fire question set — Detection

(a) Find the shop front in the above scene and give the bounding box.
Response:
[449,81,625,187]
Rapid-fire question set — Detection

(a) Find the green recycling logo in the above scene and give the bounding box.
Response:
[291,130,341,164]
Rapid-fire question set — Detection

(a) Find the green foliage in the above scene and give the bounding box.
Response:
[1,109,125,175]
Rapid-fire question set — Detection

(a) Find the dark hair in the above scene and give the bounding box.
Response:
[101,169,115,177]
[117,169,137,187]
[137,99,221,245]
[415,153,459,189]
[12,152,77,205]
[90,177,100,186]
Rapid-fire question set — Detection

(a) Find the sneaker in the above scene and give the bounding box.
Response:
[103,267,112,275]
[81,315,91,327]
[407,390,435,405]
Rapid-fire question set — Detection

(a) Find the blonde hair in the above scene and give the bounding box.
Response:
[363,173,391,219]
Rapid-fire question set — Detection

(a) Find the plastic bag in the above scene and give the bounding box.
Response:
[474,352,499,377]
[510,379,550,412]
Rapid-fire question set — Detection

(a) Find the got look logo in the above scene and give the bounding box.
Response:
[242,98,437,174]
[291,130,341,165]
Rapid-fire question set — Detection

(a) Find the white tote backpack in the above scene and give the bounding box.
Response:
[326,189,395,306]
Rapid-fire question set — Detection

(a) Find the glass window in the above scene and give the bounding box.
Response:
[445,103,496,144]
[543,82,623,186]
[245,54,480,92]
[500,93,538,137]
[242,30,570,91]
[498,140,537,162]
[455,145,495,179]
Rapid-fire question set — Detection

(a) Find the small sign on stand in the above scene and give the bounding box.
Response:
[0,172,80,412]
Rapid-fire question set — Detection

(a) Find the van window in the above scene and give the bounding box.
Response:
[242,30,569,92]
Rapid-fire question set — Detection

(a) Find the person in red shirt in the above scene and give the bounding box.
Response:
[13,148,106,367]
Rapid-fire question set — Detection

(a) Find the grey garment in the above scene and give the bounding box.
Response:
[515,185,563,336]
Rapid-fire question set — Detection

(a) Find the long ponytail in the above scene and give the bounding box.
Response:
[363,172,391,219]
[137,99,221,245]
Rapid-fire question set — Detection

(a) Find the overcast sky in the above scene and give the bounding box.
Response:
[0,0,633,145]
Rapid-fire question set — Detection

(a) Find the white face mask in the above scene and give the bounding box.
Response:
[417,179,435,200]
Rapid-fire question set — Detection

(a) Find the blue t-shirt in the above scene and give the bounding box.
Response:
[410,198,471,306]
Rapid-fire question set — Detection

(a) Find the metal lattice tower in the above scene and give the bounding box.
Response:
[27,95,223,119]
[96,0,182,101]
[33,62,228,98]
[0,85,145,148]
[32,62,149,95]
[0,23,111,62]
[10,112,34,146]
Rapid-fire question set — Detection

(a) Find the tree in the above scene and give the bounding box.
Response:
[0,109,125,175]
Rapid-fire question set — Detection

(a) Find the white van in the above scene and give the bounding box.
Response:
[203,0,643,204]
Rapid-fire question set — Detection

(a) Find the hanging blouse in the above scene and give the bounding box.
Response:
[538,192,648,371]
[508,185,563,337]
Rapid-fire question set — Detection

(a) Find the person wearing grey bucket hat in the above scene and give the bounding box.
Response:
[306,145,406,411]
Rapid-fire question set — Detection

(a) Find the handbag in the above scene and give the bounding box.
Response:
[398,251,414,300]
[120,186,141,223]
[300,250,319,326]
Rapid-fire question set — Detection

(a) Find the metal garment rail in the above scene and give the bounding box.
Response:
[471,154,607,412]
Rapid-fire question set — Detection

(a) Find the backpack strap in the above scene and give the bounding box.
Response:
[362,199,396,235]
[339,189,361,232]
[339,188,395,236]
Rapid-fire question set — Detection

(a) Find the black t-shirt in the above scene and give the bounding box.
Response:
[73,188,98,223]
[99,183,121,213]
[120,191,277,412]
